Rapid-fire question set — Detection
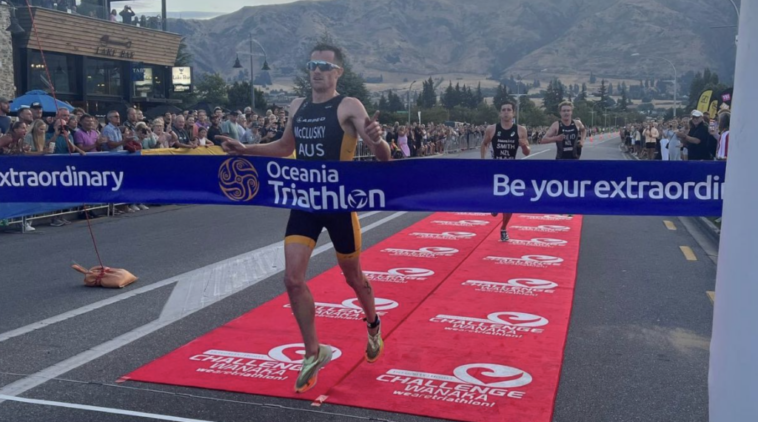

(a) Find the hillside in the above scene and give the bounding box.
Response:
[169,0,738,85]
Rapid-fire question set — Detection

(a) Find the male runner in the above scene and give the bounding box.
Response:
[480,100,530,241]
[220,43,391,394]
[540,101,586,159]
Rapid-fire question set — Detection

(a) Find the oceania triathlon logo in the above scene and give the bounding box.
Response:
[219,158,260,202]
[347,190,369,208]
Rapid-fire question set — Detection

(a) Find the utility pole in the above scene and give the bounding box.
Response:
[710,2,757,420]
[407,80,416,126]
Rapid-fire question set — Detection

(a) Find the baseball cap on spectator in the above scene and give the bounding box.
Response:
[214,107,222,112]
[30,102,43,109]
[230,110,240,116]
[691,110,703,118]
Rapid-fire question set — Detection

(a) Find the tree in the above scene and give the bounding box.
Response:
[492,84,514,111]
[417,77,437,108]
[442,82,457,109]
[293,33,370,104]
[518,96,548,127]
[475,82,484,106]
[618,86,629,111]
[533,79,541,88]
[577,83,588,101]
[543,79,564,116]
[387,90,405,112]
[196,73,229,106]
[377,94,389,112]
[686,68,725,110]
[644,79,649,88]
[608,83,614,96]
[597,79,608,110]
[589,72,597,84]
[227,81,267,110]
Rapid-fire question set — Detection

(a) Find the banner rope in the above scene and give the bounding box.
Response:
[24,0,106,274]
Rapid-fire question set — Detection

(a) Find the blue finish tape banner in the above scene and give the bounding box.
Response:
[0,156,725,216]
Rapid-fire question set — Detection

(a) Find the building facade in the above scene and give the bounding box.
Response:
[12,6,182,115]
[0,5,16,99]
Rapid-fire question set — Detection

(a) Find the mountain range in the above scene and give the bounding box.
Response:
[168,0,739,85]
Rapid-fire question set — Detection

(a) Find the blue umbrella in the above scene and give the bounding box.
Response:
[9,90,75,114]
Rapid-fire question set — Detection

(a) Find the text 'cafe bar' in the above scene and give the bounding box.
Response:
[11,5,186,116]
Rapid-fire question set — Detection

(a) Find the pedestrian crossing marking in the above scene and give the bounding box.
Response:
[664,220,677,230]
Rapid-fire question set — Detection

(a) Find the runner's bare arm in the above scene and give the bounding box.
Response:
[575,120,586,147]
[480,125,495,159]
[540,122,563,144]
[345,98,391,162]
[518,125,531,156]
[220,98,301,157]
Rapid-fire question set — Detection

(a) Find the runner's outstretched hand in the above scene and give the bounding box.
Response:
[364,111,383,145]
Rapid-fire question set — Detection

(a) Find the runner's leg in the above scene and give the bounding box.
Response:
[283,243,319,358]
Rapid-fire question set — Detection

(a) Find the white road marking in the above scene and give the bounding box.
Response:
[0,212,407,401]
[159,210,382,321]
[0,211,382,343]
[0,394,217,422]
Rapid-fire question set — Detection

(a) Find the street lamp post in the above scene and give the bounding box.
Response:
[632,53,677,118]
[407,80,416,126]
[515,68,547,126]
[234,34,269,112]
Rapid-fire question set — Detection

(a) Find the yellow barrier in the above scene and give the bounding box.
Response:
[141,146,295,159]
[141,146,228,156]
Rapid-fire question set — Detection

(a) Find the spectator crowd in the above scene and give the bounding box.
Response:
[14,1,164,29]
[619,107,730,161]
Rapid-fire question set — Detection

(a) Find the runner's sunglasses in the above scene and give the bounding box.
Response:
[306,60,342,72]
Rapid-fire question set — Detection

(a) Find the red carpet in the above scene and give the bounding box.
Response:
[123,213,582,422]
[121,212,500,400]
[324,213,582,421]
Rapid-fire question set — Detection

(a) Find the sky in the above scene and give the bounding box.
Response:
[129,0,300,18]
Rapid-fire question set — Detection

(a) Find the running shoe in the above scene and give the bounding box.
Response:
[500,229,509,242]
[491,212,498,217]
[50,218,65,227]
[138,204,150,210]
[366,326,384,363]
[294,344,332,393]
[24,222,35,232]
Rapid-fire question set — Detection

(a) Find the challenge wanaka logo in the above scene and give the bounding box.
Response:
[377,363,532,407]
[430,311,548,338]
[190,344,342,381]
[484,255,564,267]
[364,268,435,283]
[381,246,460,258]
[219,158,260,202]
[463,278,559,296]
[409,231,476,240]
[285,297,399,321]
